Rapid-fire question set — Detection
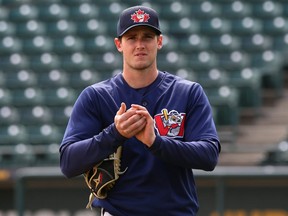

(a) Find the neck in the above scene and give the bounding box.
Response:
[122,67,159,89]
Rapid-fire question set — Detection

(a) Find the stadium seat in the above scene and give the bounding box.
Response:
[43,87,77,106]
[19,106,52,125]
[15,20,46,38]
[273,33,288,51]
[0,21,16,37]
[252,1,283,19]
[11,87,44,106]
[60,52,92,72]
[157,51,188,71]
[199,17,231,35]
[0,6,9,21]
[241,34,272,52]
[21,36,53,54]
[189,1,221,18]
[37,3,69,21]
[68,3,99,21]
[84,35,115,54]
[98,2,125,21]
[26,124,62,145]
[3,69,37,89]
[0,124,27,145]
[37,69,69,88]
[196,68,229,89]
[33,143,60,166]
[69,69,102,89]
[0,36,22,55]
[159,2,190,20]
[45,19,76,38]
[205,85,240,126]
[29,53,60,71]
[0,53,29,71]
[50,106,72,126]
[262,17,288,36]
[230,17,263,35]
[0,106,19,125]
[228,68,262,110]
[75,19,107,37]
[52,35,84,54]
[168,18,200,36]
[91,52,122,72]
[178,34,209,53]
[186,51,218,71]
[217,50,250,71]
[8,4,38,22]
[0,88,12,106]
[220,1,252,18]
[209,34,241,53]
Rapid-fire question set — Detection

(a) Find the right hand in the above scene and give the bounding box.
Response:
[114,102,147,138]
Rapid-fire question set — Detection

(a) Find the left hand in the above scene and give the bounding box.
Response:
[131,104,156,147]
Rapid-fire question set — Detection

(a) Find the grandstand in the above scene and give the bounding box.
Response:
[0,0,288,214]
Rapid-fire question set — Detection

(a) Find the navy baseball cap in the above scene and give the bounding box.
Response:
[117,6,162,37]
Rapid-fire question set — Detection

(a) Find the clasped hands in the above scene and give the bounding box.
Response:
[114,102,156,147]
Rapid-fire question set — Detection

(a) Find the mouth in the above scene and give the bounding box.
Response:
[135,53,147,57]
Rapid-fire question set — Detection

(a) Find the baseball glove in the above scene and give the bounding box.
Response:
[84,146,126,209]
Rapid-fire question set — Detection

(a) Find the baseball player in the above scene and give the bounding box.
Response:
[60,5,221,216]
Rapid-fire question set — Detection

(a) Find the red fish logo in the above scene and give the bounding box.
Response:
[131,9,150,23]
[154,109,186,138]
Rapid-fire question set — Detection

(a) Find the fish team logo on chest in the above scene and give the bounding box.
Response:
[154,109,186,138]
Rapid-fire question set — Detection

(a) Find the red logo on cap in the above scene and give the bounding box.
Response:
[131,9,150,23]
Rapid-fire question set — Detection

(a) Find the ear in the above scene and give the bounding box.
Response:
[157,35,163,50]
[114,38,123,52]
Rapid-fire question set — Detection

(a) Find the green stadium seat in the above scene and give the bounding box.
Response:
[0,106,19,125]
[15,20,46,38]
[0,125,27,145]
[217,50,250,71]
[75,19,107,37]
[209,34,241,53]
[29,53,60,71]
[84,35,114,54]
[159,2,190,20]
[241,34,272,52]
[12,87,44,106]
[60,52,92,72]
[0,6,9,21]
[230,17,263,35]
[252,1,283,19]
[186,51,218,71]
[98,2,125,21]
[69,69,102,89]
[220,1,252,18]
[50,106,72,126]
[178,34,209,53]
[0,53,29,70]
[205,85,240,126]
[189,1,221,18]
[43,87,77,106]
[68,3,99,21]
[52,35,84,54]
[38,3,69,21]
[3,69,37,89]
[33,143,60,166]
[168,18,200,36]
[199,17,231,35]
[262,17,288,36]
[91,52,122,72]
[46,19,76,38]
[22,36,53,54]
[37,69,69,88]
[228,68,262,110]
[0,21,16,37]
[0,88,12,106]
[273,34,288,51]
[19,106,52,125]
[8,4,38,22]
[27,124,62,145]
[0,36,22,55]
[157,51,188,71]
[196,68,229,88]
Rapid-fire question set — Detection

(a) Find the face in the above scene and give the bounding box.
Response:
[114,26,163,72]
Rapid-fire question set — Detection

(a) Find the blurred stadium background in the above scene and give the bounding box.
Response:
[0,0,288,215]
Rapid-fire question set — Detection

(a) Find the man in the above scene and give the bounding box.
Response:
[60,5,220,216]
